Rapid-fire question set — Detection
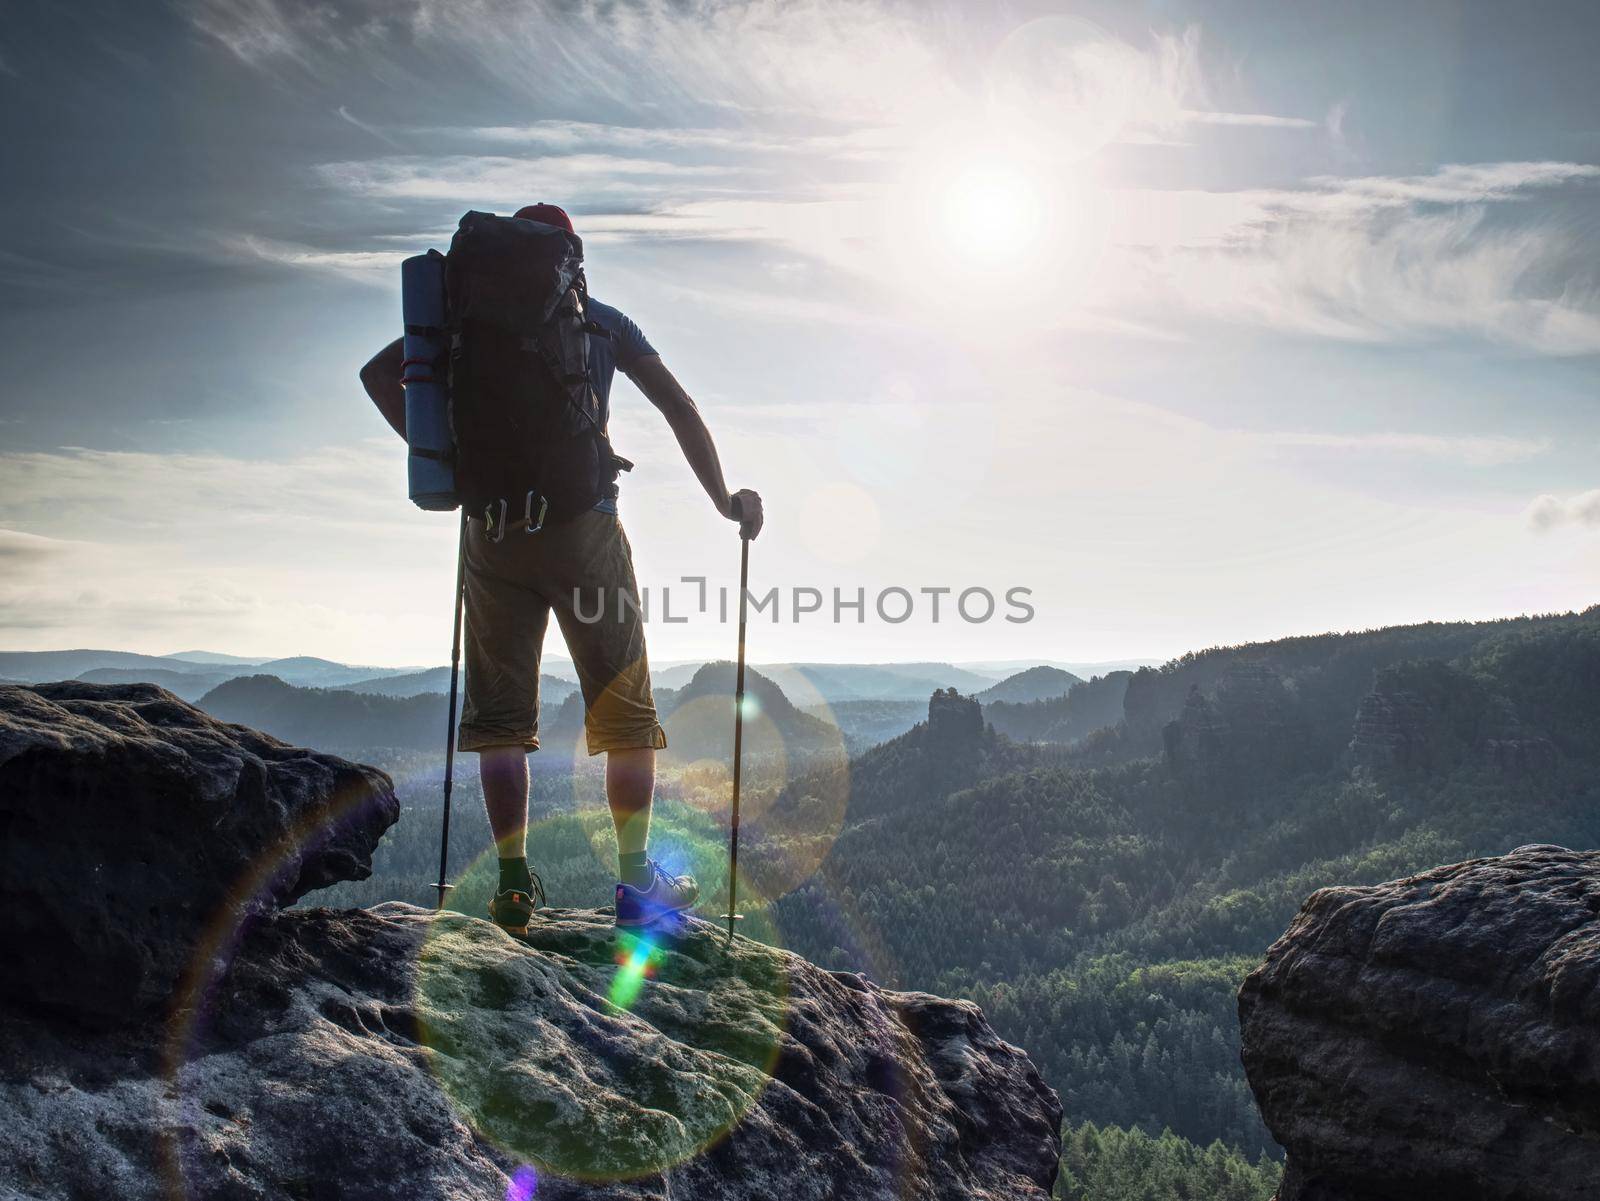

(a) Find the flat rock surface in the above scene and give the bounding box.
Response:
[1239,844,1600,1201]
[0,904,1062,1200]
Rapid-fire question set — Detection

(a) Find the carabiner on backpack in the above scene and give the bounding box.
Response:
[482,491,547,543]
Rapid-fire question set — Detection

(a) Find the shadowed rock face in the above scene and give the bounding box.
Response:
[0,683,1061,1199]
[1346,683,1432,772]
[1162,665,1308,783]
[0,682,398,1026]
[927,688,983,747]
[1239,845,1600,1201]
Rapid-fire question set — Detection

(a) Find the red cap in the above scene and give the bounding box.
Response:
[512,203,575,234]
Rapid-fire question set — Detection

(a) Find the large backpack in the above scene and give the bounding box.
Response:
[444,210,621,534]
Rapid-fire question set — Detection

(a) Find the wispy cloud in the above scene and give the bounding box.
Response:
[316,153,757,205]
[1304,161,1600,209]
[0,444,406,537]
[1526,489,1600,531]
[1131,163,1600,354]
[454,120,783,154]
[1256,431,1549,467]
[0,528,73,565]
[1179,109,1318,128]
[225,235,409,281]
[0,443,442,653]
[179,0,405,77]
[185,1,1314,150]
[336,105,401,148]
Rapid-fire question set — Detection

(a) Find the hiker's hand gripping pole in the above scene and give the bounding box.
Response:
[725,507,752,944]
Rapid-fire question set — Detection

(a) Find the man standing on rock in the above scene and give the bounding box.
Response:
[360,202,762,936]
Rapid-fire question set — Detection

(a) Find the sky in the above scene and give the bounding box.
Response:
[1,0,1597,667]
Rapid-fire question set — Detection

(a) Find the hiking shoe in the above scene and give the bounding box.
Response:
[615,861,699,930]
[488,874,545,937]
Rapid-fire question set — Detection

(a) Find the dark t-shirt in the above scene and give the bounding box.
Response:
[584,298,656,514]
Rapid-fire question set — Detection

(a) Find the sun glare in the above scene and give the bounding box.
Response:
[939,163,1043,262]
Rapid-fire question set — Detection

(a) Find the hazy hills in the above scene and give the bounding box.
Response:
[975,664,1083,704]
[196,660,846,765]
[76,666,235,701]
[164,649,272,665]
[331,666,579,704]
[985,671,1132,745]
[656,661,843,765]
[0,649,211,682]
[0,648,420,690]
[189,658,1108,764]
[199,675,448,751]
[3,647,1094,709]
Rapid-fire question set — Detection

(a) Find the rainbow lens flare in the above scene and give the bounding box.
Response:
[505,1165,539,1200]
[608,930,664,1012]
[413,904,789,1183]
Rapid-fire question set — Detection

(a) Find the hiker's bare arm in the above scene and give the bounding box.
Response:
[628,355,763,539]
[360,338,407,439]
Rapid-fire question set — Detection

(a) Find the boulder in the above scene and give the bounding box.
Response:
[1239,844,1600,1201]
[0,682,397,1026]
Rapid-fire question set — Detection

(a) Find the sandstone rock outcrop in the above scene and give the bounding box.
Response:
[927,687,984,747]
[1346,680,1431,772]
[0,684,1061,1199]
[1162,664,1306,781]
[0,682,398,1026]
[1347,663,1558,777]
[1239,845,1600,1201]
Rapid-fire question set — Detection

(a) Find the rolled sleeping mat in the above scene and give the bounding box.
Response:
[400,250,457,511]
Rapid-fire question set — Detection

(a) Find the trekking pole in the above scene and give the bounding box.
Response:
[724,527,751,944]
[433,509,468,910]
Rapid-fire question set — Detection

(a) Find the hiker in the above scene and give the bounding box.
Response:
[360,202,763,936]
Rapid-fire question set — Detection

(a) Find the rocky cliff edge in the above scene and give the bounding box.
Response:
[0,683,1061,1200]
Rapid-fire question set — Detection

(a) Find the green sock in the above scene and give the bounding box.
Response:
[498,857,533,895]
[619,851,651,889]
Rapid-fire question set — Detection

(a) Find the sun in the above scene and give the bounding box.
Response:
[869,119,1110,321]
[937,162,1045,263]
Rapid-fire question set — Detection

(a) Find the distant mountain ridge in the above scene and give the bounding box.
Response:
[195,662,845,765]
[753,661,999,703]
[336,666,578,702]
[0,649,418,689]
[162,650,272,665]
[7,648,1072,706]
[198,675,446,750]
[976,665,1084,704]
[0,649,202,682]
[76,666,234,702]
[985,671,1132,745]
[657,661,844,765]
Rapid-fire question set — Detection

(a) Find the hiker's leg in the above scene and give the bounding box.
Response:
[456,514,550,902]
[608,746,655,886]
[544,511,667,884]
[480,745,530,859]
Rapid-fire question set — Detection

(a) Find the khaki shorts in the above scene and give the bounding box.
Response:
[458,508,667,756]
